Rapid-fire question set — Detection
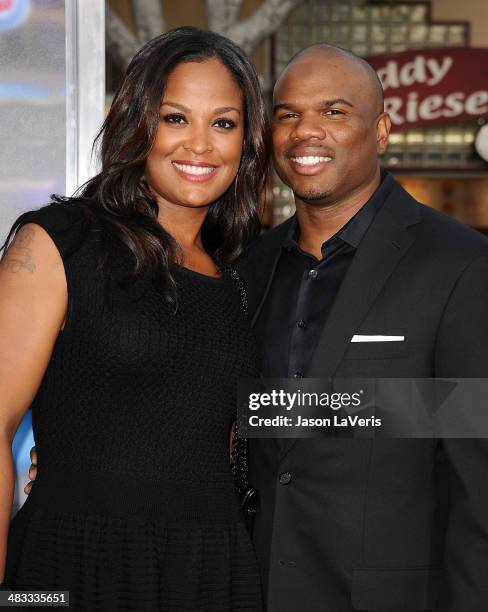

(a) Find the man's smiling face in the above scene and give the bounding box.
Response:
[272,48,390,208]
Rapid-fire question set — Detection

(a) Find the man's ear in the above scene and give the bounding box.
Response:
[376,112,391,155]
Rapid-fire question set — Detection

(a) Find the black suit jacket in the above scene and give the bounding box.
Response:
[240,177,488,612]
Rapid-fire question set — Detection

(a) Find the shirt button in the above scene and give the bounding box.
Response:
[279,472,292,485]
[297,319,307,329]
[293,371,303,379]
[308,269,318,279]
[278,559,296,567]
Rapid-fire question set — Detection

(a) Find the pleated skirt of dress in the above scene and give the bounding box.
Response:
[5,469,263,611]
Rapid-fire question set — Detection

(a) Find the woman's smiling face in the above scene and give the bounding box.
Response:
[145,58,245,211]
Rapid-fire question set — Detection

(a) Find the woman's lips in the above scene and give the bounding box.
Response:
[172,161,218,183]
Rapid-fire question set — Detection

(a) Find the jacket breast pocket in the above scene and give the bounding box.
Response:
[343,340,409,360]
[351,567,442,611]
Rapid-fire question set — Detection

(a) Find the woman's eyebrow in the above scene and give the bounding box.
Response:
[160,102,241,115]
[213,106,241,115]
[160,101,190,112]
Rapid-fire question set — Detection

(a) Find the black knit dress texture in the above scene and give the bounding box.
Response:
[5,203,263,611]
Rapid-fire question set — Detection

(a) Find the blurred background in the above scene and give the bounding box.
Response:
[1,0,488,510]
[105,0,488,229]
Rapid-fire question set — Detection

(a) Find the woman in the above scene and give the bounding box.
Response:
[0,27,269,610]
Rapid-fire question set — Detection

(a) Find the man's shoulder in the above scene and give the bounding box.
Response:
[236,217,294,282]
[251,216,295,251]
[388,178,488,259]
[415,200,488,258]
[242,216,294,262]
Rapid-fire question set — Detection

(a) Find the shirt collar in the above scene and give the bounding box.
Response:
[282,170,394,253]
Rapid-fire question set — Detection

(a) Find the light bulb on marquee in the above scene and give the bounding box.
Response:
[475,124,488,162]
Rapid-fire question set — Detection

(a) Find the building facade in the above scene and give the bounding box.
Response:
[272,0,488,231]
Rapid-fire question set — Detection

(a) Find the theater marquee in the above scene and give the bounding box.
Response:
[367,48,488,131]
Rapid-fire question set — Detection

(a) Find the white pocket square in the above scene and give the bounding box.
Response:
[351,335,405,343]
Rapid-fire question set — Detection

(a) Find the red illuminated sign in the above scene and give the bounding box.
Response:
[0,0,15,11]
[367,48,488,131]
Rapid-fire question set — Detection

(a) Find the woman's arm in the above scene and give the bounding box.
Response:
[0,224,67,583]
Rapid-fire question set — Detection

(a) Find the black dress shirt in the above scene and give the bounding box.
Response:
[254,173,394,377]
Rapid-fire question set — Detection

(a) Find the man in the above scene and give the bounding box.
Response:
[26,43,488,611]
[241,44,488,611]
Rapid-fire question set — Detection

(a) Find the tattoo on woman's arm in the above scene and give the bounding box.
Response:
[1,227,37,273]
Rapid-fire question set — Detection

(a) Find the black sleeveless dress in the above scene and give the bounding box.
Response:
[5,203,263,611]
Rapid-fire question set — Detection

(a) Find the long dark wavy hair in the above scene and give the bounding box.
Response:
[3,27,270,302]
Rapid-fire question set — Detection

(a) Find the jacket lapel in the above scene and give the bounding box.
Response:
[307,188,421,377]
[281,184,422,457]
[241,217,296,457]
